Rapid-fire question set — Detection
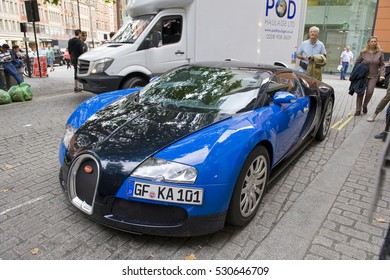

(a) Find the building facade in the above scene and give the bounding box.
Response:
[0,0,117,50]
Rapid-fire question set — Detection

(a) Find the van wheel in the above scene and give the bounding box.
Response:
[227,145,269,226]
[122,77,148,89]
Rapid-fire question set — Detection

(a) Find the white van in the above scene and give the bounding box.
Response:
[77,0,307,94]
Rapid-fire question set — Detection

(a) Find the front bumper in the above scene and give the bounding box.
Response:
[78,73,122,94]
[59,163,227,237]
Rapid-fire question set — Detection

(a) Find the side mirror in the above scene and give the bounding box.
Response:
[273,91,297,105]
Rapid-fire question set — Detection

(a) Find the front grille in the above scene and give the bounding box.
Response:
[68,154,100,215]
[78,59,90,74]
[111,199,188,226]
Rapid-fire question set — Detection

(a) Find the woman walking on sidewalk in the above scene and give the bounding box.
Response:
[353,36,385,116]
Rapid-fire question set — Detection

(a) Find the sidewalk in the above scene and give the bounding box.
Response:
[24,64,79,98]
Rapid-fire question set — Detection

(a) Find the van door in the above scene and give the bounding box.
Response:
[144,14,188,75]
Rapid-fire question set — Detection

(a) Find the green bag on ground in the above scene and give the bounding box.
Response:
[20,83,33,101]
[8,85,25,102]
[0,89,12,105]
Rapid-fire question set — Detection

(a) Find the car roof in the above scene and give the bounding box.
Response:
[188,60,290,72]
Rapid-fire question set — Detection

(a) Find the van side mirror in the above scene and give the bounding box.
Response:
[138,31,162,51]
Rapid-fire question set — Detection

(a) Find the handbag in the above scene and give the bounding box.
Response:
[299,60,308,70]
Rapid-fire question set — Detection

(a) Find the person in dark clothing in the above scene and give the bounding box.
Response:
[68,29,84,92]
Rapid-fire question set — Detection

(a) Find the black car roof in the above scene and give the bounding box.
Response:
[188,60,289,72]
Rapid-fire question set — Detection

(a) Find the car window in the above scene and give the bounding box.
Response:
[297,74,319,96]
[265,72,302,105]
[139,66,266,114]
[146,16,183,46]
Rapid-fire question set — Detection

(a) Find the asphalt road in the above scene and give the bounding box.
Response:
[0,65,389,260]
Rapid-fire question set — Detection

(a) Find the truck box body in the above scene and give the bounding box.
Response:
[77,0,307,94]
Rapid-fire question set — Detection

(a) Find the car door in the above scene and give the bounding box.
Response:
[144,14,188,75]
[266,72,310,162]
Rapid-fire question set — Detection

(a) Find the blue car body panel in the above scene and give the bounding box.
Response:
[114,96,311,216]
[58,88,139,165]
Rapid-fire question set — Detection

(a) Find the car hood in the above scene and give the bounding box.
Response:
[66,96,230,195]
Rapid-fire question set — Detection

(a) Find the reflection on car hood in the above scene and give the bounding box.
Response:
[66,98,230,195]
[69,96,229,161]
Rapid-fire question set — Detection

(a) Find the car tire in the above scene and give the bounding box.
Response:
[315,98,334,141]
[227,145,270,226]
[122,77,148,89]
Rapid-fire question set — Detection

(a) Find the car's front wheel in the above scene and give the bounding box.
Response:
[227,145,269,226]
[315,98,334,141]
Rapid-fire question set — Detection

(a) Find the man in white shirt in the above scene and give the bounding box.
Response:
[340,45,354,80]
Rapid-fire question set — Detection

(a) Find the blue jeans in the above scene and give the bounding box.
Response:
[340,61,349,79]
[3,62,23,84]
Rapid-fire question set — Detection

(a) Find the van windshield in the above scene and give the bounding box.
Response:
[111,15,154,43]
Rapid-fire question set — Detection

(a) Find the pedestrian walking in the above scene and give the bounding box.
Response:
[353,36,385,116]
[339,45,354,80]
[46,44,55,72]
[64,48,71,69]
[367,76,390,122]
[68,29,85,92]
[296,26,327,80]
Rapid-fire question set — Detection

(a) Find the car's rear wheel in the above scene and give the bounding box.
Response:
[315,98,334,141]
[122,77,148,89]
[227,146,269,226]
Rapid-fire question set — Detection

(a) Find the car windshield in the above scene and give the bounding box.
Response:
[111,15,154,43]
[139,66,269,114]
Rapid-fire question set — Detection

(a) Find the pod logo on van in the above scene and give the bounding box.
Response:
[266,0,297,19]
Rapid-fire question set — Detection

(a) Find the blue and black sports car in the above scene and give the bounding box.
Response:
[59,61,334,236]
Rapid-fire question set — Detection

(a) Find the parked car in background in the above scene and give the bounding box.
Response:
[58,61,335,237]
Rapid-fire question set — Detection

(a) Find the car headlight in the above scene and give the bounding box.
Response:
[62,124,76,149]
[131,157,198,184]
[91,57,114,74]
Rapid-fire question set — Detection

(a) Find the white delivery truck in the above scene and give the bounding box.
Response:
[77,0,307,94]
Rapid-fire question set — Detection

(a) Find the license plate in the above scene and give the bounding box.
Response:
[129,182,203,205]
